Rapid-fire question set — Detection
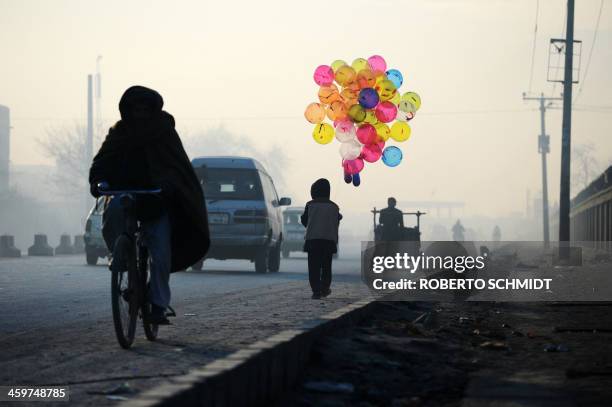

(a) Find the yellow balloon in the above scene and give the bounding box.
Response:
[330,59,347,73]
[377,79,397,102]
[390,92,401,106]
[401,92,421,110]
[335,65,356,87]
[363,109,378,125]
[304,102,326,124]
[390,121,411,142]
[374,122,391,141]
[312,123,335,145]
[351,58,368,72]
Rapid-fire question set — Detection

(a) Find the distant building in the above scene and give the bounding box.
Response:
[0,105,9,193]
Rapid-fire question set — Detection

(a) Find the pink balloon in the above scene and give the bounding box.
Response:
[367,55,387,73]
[334,118,354,134]
[343,158,365,175]
[377,139,386,150]
[361,144,382,163]
[375,101,397,123]
[313,65,334,86]
[356,123,378,145]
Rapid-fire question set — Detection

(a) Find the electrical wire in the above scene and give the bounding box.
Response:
[573,0,604,104]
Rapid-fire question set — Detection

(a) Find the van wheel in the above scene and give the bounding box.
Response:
[86,249,98,266]
[255,250,268,273]
[268,243,281,272]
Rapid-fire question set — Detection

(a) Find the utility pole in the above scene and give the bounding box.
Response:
[523,92,562,248]
[95,56,103,149]
[86,74,94,218]
[559,0,575,258]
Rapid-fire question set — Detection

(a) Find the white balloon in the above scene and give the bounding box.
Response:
[339,140,362,160]
[396,111,411,122]
[335,123,356,143]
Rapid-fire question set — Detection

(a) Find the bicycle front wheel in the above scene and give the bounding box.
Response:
[111,235,138,349]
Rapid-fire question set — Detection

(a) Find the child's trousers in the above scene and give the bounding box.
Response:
[306,243,334,295]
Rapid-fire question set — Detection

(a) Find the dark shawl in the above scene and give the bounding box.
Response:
[89,86,209,271]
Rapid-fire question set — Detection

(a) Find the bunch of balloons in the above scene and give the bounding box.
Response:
[305,55,421,187]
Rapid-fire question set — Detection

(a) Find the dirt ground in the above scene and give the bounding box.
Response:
[281,300,612,407]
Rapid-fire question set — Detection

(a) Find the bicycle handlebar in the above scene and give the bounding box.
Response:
[97,182,162,196]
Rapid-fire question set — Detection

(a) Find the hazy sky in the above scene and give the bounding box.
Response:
[1,0,611,219]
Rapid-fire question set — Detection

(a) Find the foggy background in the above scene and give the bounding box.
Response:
[0,0,610,251]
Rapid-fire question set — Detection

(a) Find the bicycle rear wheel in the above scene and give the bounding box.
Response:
[111,235,138,349]
[138,245,159,341]
[143,303,159,341]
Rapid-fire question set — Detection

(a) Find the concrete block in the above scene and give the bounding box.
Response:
[73,234,85,253]
[28,234,54,256]
[55,234,74,255]
[0,235,21,258]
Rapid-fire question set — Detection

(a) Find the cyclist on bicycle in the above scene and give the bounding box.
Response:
[89,86,209,324]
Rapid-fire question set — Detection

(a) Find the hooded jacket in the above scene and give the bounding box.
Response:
[300,178,342,244]
[89,86,210,271]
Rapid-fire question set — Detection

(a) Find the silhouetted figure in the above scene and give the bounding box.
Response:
[89,86,209,324]
[452,220,465,241]
[301,178,342,299]
[379,197,404,241]
[492,225,501,242]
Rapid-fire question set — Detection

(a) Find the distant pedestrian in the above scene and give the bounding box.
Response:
[492,225,501,242]
[452,220,465,241]
[379,197,404,241]
[301,178,342,299]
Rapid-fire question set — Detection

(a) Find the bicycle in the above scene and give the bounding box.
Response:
[97,183,174,349]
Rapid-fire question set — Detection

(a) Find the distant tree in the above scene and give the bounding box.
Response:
[572,143,601,192]
[183,125,288,191]
[38,124,95,198]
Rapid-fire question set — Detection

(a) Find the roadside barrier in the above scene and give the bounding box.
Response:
[73,235,85,253]
[0,235,21,258]
[27,234,54,256]
[120,298,377,407]
[55,234,74,255]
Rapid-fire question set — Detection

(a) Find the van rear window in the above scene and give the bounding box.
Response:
[197,168,263,201]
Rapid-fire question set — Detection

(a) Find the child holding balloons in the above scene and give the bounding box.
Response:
[300,178,342,299]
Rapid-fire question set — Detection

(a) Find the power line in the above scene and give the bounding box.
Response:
[11,109,537,123]
[528,0,540,93]
[573,0,604,104]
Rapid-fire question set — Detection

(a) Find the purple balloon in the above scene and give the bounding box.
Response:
[358,88,380,109]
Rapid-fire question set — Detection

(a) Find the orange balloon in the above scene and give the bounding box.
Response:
[318,84,340,105]
[374,70,388,86]
[304,102,326,124]
[356,69,376,89]
[340,88,359,106]
[327,100,348,121]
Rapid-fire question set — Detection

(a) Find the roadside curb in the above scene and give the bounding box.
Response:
[119,297,377,407]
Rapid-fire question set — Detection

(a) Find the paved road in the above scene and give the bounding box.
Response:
[0,252,368,406]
